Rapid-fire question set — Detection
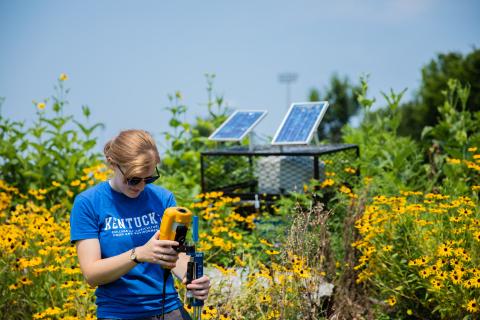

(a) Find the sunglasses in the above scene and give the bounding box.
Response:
[116,164,160,186]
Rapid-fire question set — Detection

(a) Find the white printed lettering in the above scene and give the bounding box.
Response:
[134,217,142,227]
[148,212,158,225]
[105,217,112,230]
[117,218,125,229]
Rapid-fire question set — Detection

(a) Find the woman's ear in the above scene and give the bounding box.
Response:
[106,157,115,168]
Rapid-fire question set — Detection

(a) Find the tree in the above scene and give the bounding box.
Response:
[309,74,361,143]
[398,48,480,139]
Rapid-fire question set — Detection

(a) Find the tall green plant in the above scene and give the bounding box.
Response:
[421,79,480,195]
[0,76,104,207]
[160,74,231,203]
[342,76,425,193]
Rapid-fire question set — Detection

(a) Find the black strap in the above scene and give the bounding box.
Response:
[161,268,171,320]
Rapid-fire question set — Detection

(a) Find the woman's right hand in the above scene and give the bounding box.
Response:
[136,230,179,268]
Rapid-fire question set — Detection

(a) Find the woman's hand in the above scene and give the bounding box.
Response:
[136,230,179,269]
[185,275,211,301]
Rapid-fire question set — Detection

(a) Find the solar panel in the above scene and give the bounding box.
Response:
[272,102,329,145]
[209,110,268,141]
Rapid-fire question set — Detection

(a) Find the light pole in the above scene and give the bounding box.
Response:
[278,72,298,110]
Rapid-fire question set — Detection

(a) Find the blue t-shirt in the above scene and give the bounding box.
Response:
[70,181,182,319]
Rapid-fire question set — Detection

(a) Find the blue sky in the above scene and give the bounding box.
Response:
[1,0,479,152]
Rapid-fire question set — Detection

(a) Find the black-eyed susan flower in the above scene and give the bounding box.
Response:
[437,243,453,257]
[430,279,443,290]
[20,277,33,286]
[473,231,480,242]
[458,208,472,216]
[466,299,479,313]
[386,296,396,306]
[419,269,431,278]
[464,278,474,288]
[265,249,280,255]
[260,294,272,303]
[450,271,463,284]
[437,271,448,280]
[473,277,480,288]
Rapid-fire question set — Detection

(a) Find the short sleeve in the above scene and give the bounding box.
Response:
[70,195,99,243]
[166,192,177,208]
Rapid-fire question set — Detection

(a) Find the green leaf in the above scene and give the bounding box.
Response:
[169,118,181,128]
[82,105,91,118]
[420,126,433,140]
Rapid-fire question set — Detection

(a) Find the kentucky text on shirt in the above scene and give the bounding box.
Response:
[104,212,158,230]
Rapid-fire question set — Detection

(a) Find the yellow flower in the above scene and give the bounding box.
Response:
[9,283,19,290]
[20,277,33,285]
[344,167,356,174]
[468,147,478,152]
[59,73,68,81]
[466,299,479,313]
[37,102,46,110]
[382,245,393,252]
[419,269,431,278]
[446,158,461,164]
[386,296,397,306]
[295,267,311,278]
[449,216,461,223]
[458,208,472,216]
[473,277,480,288]
[339,185,352,194]
[437,243,453,257]
[451,273,462,285]
[260,294,272,303]
[260,239,274,247]
[430,279,443,290]
[234,255,246,267]
[320,178,335,188]
[265,249,280,255]
[473,231,480,242]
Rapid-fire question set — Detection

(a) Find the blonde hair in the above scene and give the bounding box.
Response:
[104,129,160,177]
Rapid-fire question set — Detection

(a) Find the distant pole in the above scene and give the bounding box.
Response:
[278,72,298,110]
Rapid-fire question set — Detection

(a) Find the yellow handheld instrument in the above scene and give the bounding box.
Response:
[158,207,194,320]
[159,206,193,251]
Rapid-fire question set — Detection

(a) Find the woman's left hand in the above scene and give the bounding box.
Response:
[185,275,210,301]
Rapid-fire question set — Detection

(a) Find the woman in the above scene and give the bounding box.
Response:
[70,129,210,319]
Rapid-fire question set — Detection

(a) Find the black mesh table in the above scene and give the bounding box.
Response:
[200,144,359,202]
